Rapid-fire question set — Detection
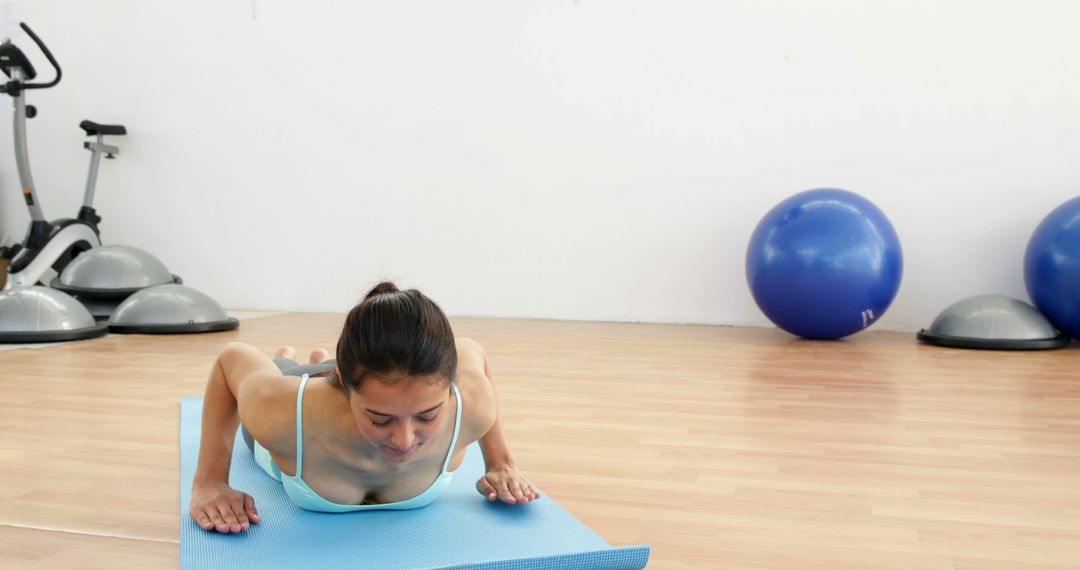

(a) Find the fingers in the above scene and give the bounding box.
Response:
[192,504,257,533]
[515,479,540,503]
[215,503,244,533]
[230,496,251,530]
[504,477,541,503]
[493,479,512,503]
[508,480,527,503]
[190,487,259,533]
[477,475,541,504]
[191,508,216,531]
[206,506,229,533]
[243,493,261,524]
[476,477,497,501]
[494,479,521,504]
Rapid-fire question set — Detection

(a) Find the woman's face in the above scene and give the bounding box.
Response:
[346,372,452,464]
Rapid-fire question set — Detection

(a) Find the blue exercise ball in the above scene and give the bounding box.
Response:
[746,188,903,340]
[1024,196,1080,340]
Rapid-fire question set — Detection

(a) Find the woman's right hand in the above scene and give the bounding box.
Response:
[189,481,260,533]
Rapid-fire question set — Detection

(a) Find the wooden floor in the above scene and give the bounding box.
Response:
[0,313,1078,569]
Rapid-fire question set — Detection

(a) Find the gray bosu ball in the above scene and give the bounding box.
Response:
[0,286,108,342]
[108,283,239,334]
[917,294,1070,350]
[51,244,181,297]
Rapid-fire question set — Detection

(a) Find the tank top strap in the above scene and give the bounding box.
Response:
[441,383,463,473]
[294,374,311,478]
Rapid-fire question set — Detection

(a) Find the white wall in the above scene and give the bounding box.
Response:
[1,0,1078,331]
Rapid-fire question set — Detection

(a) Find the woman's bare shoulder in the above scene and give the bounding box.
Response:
[455,337,485,368]
[237,370,303,457]
[455,339,497,444]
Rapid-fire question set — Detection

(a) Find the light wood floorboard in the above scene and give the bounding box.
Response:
[0,524,174,569]
[0,313,1077,568]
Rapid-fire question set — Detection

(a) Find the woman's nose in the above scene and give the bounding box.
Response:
[391,423,416,449]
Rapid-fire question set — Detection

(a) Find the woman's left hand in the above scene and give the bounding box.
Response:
[476,465,541,504]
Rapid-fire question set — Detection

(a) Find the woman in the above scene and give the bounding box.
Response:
[189,282,539,533]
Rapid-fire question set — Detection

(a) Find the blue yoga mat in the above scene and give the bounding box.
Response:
[180,397,650,569]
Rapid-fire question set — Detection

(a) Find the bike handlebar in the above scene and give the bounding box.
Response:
[18,23,61,90]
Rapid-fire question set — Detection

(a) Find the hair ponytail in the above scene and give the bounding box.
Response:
[332,281,456,392]
[364,281,400,300]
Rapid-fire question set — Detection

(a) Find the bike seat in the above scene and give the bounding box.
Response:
[80,120,126,137]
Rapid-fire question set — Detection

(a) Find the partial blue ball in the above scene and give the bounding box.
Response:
[1024,196,1080,340]
[746,188,903,340]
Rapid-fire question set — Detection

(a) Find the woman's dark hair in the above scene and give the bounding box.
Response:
[329,282,457,393]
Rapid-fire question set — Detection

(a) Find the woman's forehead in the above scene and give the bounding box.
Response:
[356,377,449,414]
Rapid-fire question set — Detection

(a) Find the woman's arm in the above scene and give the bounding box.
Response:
[189,342,283,533]
[462,340,540,504]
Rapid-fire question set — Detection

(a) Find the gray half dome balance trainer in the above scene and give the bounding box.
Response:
[917,294,1070,350]
[108,284,239,334]
[0,286,108,342]
[51,244,181,297]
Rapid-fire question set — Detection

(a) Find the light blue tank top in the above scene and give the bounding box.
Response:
[253,374,463,513]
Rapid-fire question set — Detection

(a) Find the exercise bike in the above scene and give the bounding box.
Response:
[0,22,238,343]
[0,22,125,289]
